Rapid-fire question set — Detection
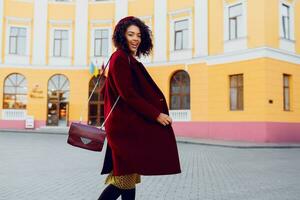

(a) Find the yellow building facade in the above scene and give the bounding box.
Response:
[0,0,300,142]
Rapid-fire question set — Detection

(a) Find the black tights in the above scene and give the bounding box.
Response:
[98,184,136,200]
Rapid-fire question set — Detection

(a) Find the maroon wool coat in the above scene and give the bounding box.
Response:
[100,49,181,176]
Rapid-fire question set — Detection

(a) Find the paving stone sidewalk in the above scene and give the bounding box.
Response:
[1,128,300,148]
[1,131,300,200]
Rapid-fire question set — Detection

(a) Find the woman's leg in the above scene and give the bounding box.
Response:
[98,184,122,200]
[121,188,136,200]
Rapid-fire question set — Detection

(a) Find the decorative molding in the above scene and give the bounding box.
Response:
[205,47,300,65]
[5,16,32,24]
[168,8,192,18]
[89,0,115,4]
[90,19,113,26]
[146,47,300,67]
[0,64,89,70]
[48,0,75,4]
[49,19,73,26]
[11,0,33,3]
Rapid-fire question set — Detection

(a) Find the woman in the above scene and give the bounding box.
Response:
[98,16,181,200]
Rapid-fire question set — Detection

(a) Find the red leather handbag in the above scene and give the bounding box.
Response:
[67,123,106,151]
[67,95,119,152]
[67,55,120,152]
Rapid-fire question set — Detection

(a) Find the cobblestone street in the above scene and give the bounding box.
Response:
[1,131,300,200]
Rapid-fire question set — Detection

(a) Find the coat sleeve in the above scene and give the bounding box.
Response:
[110,55,161,122]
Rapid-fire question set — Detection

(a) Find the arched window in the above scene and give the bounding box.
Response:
[88,76,106,126]
[3,73,27,109]
[47,74,70,126]
[170,70,190,110]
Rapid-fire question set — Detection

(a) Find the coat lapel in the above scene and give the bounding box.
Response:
[128,55,165,97]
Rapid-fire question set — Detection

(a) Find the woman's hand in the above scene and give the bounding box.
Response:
[156,113,172,126]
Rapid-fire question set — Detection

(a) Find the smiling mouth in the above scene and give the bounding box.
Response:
[130,44,138,49]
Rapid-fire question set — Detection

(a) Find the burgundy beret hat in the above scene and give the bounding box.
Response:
[115,16,135,28]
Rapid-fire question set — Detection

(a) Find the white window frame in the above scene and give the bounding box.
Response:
[90,27,112,65]
[279,0,295,53]
[169,9,193,61]
[224,0,247,53]
[49,27,72,66]
[5,23,31,65]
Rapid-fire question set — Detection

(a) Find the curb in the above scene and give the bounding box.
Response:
[176,137,300,149]
[1,129,300,149]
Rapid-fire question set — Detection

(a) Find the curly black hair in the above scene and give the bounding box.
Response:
[113,17,153,58]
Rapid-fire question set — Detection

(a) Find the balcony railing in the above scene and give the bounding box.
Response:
[169,109,191,121]
[1,109,27,120]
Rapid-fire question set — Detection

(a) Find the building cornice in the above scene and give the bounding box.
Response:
[146,47,300,67]
[1,47,299,69]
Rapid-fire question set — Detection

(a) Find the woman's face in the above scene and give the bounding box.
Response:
[125,25,141,55]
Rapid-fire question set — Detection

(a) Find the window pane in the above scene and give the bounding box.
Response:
[18,37,26,55]
[175,31,182,50]
[101,30,108,38]
[237,75,243,86]
[95,30,101,38]
[54,40,61,56]
[9,37,17,54]
[16,95,27,107]
[16,86,27,94]
[282,4,289,16]
[4,86,15,94]
[284,88,289,110]
[230,88,237,110]
[230,18,237,39]
[62,30,68,39]
[61,39,68,56]
[182,30,188,49]
[229,4,242,17]
[183,85,190,93]
[183,95,190,109]
[101,39,108,56]
[50,76,59,89]
[19,28,26,37]
[54,30,61,39]
[237,16,242,38]
[283,75,289,86]
[237,87,243,109]
[10,74,18,84]
[283,17,290,39]
[62,91,69,101]
[230,76,237,87]
[171,95,180,109]
[95,39,101,56]
[3,95,15,109]
[175,20,188,31]
[10,27,18,36]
